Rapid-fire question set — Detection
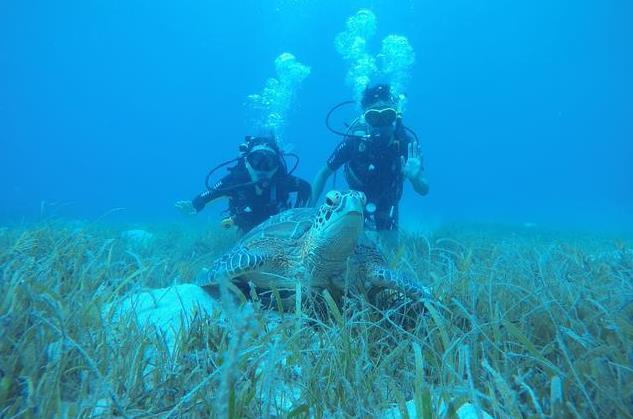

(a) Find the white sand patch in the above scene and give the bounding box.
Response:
[381,399,494,419]
[104,284,219,354]
[121,228,154,250]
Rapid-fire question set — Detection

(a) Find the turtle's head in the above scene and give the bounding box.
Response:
[308,190,366,261]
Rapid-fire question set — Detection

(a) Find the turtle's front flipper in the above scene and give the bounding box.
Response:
[197,248,269,303]
[366,266,432,302]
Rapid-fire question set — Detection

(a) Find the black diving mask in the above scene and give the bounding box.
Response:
[247,149,279,172]
[363,107,398,127]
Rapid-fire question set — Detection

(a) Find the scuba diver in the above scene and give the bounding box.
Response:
[176,136,311,233]
[311,83,429,234]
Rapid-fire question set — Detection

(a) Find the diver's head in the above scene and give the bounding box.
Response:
[361,84,401,145]
[241,136,282,182]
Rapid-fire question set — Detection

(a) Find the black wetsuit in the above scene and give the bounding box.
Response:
[327,121,418,231]
[192,161,311,233]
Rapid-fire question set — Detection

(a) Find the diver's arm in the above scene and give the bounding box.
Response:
[311,139,352,206]
[189,177,229,213]
[410,174,429,196]
[310,166,334,206]
[191,190,221,213]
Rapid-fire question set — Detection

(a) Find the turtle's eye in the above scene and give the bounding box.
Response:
[325,191,341,207]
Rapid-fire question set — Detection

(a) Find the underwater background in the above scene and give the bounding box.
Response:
[2,2,633,417]
[1,0,632,231]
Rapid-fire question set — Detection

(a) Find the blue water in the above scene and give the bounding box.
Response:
[1,0,632,232]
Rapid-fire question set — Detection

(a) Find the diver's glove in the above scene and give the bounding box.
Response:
[175,200,197,216]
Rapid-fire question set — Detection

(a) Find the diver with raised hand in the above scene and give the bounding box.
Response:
[311,10,429,240]
[176,135,311,233]
[311,84,428,233]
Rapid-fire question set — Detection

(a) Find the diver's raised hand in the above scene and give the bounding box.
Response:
[401,141,423,180]
[175,200,196,216]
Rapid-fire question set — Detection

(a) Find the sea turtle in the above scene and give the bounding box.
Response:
[198,190,431,309]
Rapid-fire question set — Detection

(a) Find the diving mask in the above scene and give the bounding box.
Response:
[363,107,398,127]
[246,148,279,172]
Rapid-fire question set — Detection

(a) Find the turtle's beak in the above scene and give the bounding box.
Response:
[341,193,365,214]
[341,210,363,227]
[328,208,363,238]
[315,194,365,261]
[336,194,365,229]
[320,191,365,239]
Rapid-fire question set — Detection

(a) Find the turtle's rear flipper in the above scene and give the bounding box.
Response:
[366,267,433,329]
[367,267,432,302]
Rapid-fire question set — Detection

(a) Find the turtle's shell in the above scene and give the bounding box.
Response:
[240,208,316,245]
